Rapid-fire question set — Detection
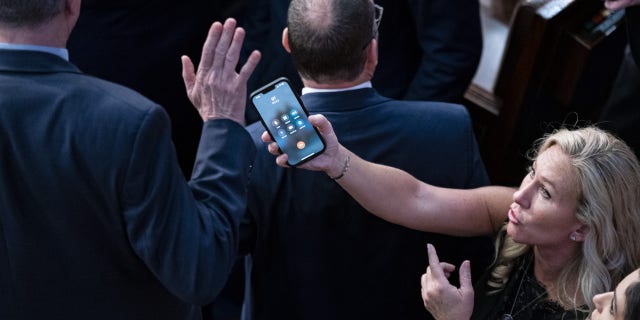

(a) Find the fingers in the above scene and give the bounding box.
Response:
[197,21,223,78]
[420,273,428,300]
[275,154,290,168]
[181,55,195,91]
[267,141,280,155]
[440,262,455,279]
[261,131,273,143]
[458,260,473,291]
[440,262,456,274]
[212,18,237,74]
[260,132,289,167]
[239,50,261,83]
[426,243,446,281]
[223,27,246,77]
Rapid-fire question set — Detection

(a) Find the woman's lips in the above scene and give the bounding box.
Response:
[508,208,521,225]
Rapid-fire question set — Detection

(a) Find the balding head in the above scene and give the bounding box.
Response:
[287,0,374,83]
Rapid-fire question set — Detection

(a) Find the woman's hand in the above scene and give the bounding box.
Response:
[262,114,348,178]
[421,244,474,320]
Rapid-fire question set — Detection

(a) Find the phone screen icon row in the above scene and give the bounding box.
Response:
[272,109,305,138]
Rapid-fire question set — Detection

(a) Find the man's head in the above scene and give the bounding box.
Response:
[284,0,378,84]
[0,0,65,28]
[0,0,80,47]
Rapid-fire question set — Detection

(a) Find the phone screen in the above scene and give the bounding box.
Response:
[250,78,325,166]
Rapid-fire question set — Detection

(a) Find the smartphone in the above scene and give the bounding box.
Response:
[250,77,326,166]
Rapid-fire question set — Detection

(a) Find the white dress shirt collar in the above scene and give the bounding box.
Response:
[301,81,372,96]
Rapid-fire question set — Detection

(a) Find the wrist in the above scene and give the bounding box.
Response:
[328,149,350,180]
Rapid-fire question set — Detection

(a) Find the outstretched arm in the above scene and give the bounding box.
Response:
[263,114,514,237]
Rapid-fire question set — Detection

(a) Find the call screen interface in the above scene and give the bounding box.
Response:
[251,80,325,165]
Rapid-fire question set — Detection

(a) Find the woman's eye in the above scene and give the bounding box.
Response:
[539,187,551,199]
[610,292,617,315]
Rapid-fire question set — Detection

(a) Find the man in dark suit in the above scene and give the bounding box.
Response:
[241,0,492,319]
[240,0,482,123]
[0,1,260,318]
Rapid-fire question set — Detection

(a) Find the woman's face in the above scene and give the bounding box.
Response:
[506,145,583,247]
[591,269,640,320]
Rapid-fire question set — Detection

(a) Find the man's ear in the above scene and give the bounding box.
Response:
[282,28,291,53]
[65,0,81,17]
[363,38,378,75]
[63,0,82,36]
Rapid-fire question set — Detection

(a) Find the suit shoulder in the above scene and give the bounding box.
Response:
[72,73,164,116]
[384,100,471,123]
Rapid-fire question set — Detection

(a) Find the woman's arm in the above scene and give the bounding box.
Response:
[264,114,514,237]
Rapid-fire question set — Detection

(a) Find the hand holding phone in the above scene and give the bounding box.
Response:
[250,77,326,166]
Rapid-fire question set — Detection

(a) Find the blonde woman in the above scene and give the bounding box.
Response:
[263,115,640,319]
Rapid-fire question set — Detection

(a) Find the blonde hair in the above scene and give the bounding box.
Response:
[487,127,640,312]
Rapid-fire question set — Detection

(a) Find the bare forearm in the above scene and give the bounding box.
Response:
[330,147,514,236]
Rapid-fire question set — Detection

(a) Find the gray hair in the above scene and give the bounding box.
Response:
[0,0,65,28]
[287,0,374,83]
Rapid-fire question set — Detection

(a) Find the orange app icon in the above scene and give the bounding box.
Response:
[296,141,306,150]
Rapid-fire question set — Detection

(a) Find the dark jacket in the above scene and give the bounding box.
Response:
[242,88,493,319]
[0,49,255,319]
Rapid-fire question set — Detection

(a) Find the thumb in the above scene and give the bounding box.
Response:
[308,114,337,143]
[459,260,473,292]
[181,55,195,91]
[308,114,329,130]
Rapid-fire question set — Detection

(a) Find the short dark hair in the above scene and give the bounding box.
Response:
[0,0,64,28]
[287,0,374,83]
[624,280,640,320]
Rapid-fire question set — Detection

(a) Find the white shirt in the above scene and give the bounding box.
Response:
[301,81,372,95]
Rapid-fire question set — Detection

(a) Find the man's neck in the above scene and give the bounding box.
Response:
[301,74,371,90]
[0,20,68,48]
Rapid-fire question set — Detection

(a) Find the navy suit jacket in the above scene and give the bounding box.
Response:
[0,49,255,319]
[242,88,493,319]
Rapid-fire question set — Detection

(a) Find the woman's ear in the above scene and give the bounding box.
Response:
[571,224,590,242]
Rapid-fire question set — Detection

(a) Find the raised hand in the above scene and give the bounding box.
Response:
[421,243,474,320]
[182,18,261,124]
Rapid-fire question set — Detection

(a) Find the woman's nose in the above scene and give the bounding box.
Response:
[592,291,613,316]
[513,180,532,208]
